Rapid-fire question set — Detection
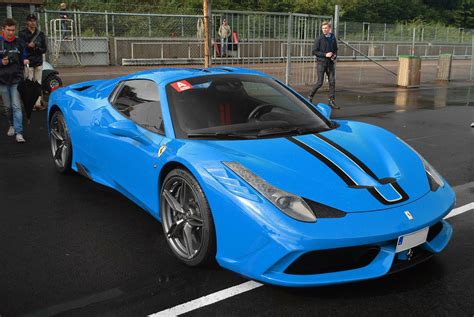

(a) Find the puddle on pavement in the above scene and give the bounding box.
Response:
[335,84,473,110]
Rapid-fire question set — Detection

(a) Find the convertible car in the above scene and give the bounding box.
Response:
[47,67,455,287]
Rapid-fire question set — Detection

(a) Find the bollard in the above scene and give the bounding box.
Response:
[397,55,421,88]
[436,54,452,81]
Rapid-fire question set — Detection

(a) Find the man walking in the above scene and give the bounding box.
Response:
[19,14,47,110]
[1,18,29,143]
[308,21,339,109]
[59,2,70,39]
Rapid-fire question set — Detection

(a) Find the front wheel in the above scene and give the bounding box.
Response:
[160,168,216,266]
[49,111,72,173]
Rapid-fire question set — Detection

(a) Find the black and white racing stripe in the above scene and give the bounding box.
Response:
[287,135,409,205]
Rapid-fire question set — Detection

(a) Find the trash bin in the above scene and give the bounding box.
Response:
[436,54,452,81]
[397,55,421,88]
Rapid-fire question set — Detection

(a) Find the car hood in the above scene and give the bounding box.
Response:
[187,121,430,212]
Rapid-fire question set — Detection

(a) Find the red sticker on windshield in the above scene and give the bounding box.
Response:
[171,80,193,92]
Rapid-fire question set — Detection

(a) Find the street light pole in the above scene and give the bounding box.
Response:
[203,0,210,68]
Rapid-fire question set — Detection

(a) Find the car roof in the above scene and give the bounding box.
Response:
[123,67,271,84]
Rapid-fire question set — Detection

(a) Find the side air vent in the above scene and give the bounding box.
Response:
[214,67,234,72]
[73,85,93,92]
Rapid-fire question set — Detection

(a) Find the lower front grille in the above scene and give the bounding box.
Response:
[389,246,433,274]
[284,246,380,275]
[427,221,443,242]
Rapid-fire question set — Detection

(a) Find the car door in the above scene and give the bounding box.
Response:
[91,79,168,214]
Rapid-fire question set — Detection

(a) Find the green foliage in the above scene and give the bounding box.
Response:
[43,0,474,28]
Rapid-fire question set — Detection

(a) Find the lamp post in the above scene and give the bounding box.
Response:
[203,0,211,68]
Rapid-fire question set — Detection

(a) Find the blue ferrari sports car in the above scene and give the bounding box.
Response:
[47,67,455,287]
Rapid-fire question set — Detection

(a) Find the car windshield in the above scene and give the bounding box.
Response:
[166,74,331,139]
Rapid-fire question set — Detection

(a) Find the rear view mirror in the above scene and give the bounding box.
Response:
[315,103,332,120]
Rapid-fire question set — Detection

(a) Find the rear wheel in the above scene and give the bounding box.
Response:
[49,111,72,173]
[160,168,216,266]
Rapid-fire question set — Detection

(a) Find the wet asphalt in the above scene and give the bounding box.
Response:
[0,68,473,316]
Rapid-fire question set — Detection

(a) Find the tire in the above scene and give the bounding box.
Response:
[43,73,62,92]
[41,74,63,107]
[49,111,72,173]
[160,168,216,266]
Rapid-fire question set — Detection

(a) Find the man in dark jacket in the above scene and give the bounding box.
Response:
[19,14,47,110]
[308,21,339,109]
[1,18,29,143]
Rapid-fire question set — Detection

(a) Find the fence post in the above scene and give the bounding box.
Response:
[148,15,152,37]
[384,23,387,41]
[285,13,293,85]
[44,11,49,36]
[412,27,416,55]
[334,5,339,38]
[6,4,12,18]
[470,34,473,80]
[105,11,109,37]
[112,13,115,36]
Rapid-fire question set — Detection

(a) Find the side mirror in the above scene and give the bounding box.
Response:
[315,103,332,120]
[108,120,151,145]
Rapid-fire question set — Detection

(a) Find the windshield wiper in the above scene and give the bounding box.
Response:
[256,126,330,137]
[187,132,257,139]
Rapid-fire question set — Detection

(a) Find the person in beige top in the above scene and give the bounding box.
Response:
[218,19,231,57]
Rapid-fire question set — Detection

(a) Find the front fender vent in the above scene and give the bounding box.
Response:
[73,85,93,92]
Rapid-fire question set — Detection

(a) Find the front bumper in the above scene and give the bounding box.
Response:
[261,220,452,287]
[212,183,455,287]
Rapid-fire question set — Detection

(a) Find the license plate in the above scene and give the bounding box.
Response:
[396,227,429,253]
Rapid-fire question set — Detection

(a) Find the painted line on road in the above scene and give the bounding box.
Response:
[150,202,473,316]
[444,202,474,219]
[149,280,263,316]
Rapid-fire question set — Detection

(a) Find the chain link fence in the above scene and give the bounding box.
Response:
[0,6,472,85]
[340,21,473,43]
[209,11,332,85]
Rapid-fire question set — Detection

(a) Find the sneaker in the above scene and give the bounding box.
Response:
[307,95,313,103]
[7,126,15,136]
[16,134,26,143]
[328,99,340,110]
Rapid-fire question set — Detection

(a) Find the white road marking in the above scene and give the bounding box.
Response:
[444,202,474,219]
[149,281,263,316]
[150,202,473,316]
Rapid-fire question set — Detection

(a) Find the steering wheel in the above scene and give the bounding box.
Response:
[247,104,281,121]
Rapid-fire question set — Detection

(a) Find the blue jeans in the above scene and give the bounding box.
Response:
[0,84,23,134]
[220,38,228,56]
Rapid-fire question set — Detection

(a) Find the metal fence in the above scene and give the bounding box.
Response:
[209,10,332,85]
[339,21,473,44]
[2,7,471,85]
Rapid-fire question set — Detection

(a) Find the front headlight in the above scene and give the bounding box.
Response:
[421,157,444,191]
[223,161,317,223]
[398,138,444,191]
